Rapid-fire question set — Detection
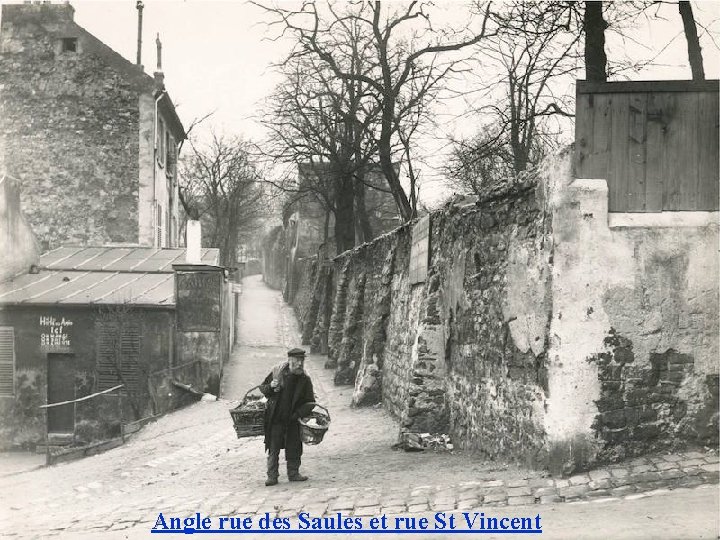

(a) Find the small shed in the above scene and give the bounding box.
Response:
[0,246,221,449]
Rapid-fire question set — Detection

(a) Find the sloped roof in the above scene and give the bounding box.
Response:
[40,246,218,272]
[0,247,220,307]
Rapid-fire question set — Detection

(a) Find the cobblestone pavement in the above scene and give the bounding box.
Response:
[1,275,718,539]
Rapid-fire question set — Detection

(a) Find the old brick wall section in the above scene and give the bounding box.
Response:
[547,169,719,474]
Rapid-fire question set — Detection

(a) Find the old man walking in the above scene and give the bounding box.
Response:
[259,348,315,486]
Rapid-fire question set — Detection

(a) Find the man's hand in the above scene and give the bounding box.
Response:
[270,379,280,392]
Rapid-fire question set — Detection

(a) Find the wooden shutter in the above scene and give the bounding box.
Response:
[120,324,140,394]
[96,321,120,391]
[0,327,14,396]
[96,321,141,394]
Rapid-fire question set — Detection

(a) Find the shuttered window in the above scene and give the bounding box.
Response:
[0,327,14,396]
[96,321,141,394]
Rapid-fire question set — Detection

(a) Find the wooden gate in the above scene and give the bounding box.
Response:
[575,80,719,212]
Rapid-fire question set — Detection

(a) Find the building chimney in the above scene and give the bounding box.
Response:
[153,33,165,89]
[156,32,162,71]
[186,220,201,264]
[135,0,144,68]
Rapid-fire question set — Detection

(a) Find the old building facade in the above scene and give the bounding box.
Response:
[0,2,185,250]
[0,246,234,450]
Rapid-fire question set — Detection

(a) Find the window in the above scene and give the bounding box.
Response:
[166,207,171,247]
[0,327,14,396]
[157,118,166,167]
[156,203,164,247]
[96,321,140,394]
[61,38,78,53]
[166,134,176,177]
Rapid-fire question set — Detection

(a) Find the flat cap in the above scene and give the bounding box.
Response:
[287,347,306,357]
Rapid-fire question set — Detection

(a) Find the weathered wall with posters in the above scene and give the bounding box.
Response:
[265,151,719,472]
[0,306,175,450]
[174,266,234,397]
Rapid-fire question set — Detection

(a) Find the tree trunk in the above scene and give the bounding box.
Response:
[584,1,608,82]
[378,103,412,221]
[354,176,373,244]
[679,1,705,81]
[334,178,355,255]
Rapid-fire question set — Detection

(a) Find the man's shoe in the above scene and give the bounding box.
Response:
[288,474,308,482]
[265,477,278,486]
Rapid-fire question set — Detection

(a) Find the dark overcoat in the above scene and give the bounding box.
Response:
[259,366,314,450]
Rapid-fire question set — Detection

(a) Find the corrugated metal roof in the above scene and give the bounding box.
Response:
[0,271,175,306]
[1,247,220,307]
[40,246,219,272]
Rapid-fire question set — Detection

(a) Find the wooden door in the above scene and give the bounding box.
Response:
[47,353,75,434]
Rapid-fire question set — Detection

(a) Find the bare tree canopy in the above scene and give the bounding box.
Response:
[256,0,495,222]
[445,0,717,197]
[179,133,267,267]
[262,28,381,253]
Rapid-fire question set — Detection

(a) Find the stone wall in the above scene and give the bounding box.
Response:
[265,150,719,472]
[0,3,153,249]
[0,177,39,281]
[262,226,286,291]
[286,176,554,466]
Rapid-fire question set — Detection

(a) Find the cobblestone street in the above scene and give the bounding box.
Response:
[2,275,718,539]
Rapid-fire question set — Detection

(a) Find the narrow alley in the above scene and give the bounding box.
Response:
[1,276,718,539]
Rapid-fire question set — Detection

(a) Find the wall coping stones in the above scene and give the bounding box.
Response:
[608,211,719,228]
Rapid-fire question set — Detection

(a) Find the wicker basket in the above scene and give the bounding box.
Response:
[229,385,266,438]
[298,403,330,445]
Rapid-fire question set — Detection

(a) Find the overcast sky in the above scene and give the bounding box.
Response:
[4,0,720,203]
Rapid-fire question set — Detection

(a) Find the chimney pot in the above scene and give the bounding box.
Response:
[136,0,144,67]
[186,221,202,264]
[156,32,162,71]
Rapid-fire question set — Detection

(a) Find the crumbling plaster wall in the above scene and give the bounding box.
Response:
[431,181,553,464]
[547,163,719,473]
[293,177,555,465]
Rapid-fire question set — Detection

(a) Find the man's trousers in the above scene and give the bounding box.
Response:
[266,422,303,480]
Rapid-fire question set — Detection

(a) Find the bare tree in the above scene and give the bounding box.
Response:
[263,39,381,254]
[256,1,495,222]
[446,2,574,193]
[445,127,514,196]
[179,134,267,267]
